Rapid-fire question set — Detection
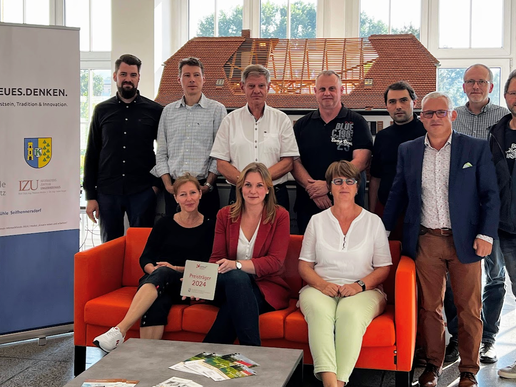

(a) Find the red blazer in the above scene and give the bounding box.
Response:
[209,205,291,310]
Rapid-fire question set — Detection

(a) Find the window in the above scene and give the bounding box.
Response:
[360,0,420,39]
[189,0,243,38]
[439,0,503,49]
[260,0,316,39]
[0,0,50,24]
[65,0,111,51]
[437,66,503,108]
[79,69,112,180]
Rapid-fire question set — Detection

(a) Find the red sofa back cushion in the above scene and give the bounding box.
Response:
[122,227,152,287]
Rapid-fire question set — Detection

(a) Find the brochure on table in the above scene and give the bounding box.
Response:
[180,261,219,300]
[170,352,259,381]
[153,376,203,387]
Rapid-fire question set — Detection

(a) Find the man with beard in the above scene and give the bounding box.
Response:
[369,81,426,238]
[443,64,510,364]
[83,54,163,242]
[491,70,516,379]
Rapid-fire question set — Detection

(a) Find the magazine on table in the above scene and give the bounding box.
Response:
[170,352,259,381]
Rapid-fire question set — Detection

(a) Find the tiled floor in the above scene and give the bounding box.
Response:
[1,283,515,386]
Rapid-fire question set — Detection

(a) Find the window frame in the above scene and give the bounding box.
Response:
[427,0,512,58]
[188,0,245,39]
[358,0,423,39]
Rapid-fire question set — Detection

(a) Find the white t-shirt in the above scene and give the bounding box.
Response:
[299,208,392,291]
[210,103,300,185]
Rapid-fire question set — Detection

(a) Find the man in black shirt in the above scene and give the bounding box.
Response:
[292,70,373,234]
[83,54,163,242]
[489,70,516,380]
[369,81,426,231]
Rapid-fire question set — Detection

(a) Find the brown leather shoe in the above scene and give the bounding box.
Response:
[458,372,478,387]
[418,364,442,387]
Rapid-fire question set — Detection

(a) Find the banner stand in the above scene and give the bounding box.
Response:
[0,23,80,339]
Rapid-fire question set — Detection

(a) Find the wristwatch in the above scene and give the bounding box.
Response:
[235,260,242,270]
[355,279,366,292]
[204,182,214,192]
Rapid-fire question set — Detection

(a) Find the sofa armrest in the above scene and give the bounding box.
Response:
[74,236,126,345]
[394,255,417,371]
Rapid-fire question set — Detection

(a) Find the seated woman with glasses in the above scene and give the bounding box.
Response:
[93,174,215,352]
[298,160,392,387]
[203,162,290,346]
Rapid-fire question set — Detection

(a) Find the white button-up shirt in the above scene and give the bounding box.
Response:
[210,103,299,185]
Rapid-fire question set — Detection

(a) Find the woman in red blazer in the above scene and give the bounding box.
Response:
[203,162,291,346]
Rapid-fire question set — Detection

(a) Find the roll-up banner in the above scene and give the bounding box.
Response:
[0,23,80,335]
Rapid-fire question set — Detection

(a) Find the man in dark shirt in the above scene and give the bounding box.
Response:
[83,54,163,242]
[490,70,516,379]
[369,81,426,237]
[292,70,373,234]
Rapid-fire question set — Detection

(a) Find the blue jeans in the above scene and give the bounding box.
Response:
[203,270,272,346]
[499,230,516,300]
[444,239,506,344]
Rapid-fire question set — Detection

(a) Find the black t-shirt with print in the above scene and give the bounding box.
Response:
[504,125,516,174]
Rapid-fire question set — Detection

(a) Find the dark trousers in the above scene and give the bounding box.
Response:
[138,267,186,327]
[164,180,220,221]
[228,182,289,210]
[417,232,482,374]
[203,270,272,346]
[97,187,156,243]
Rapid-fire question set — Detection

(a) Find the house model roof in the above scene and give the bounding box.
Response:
[155,33,439,110]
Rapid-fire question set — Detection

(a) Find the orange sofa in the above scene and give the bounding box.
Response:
[74,228,416,386]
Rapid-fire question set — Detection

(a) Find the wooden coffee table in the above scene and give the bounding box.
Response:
[66,339,303,387]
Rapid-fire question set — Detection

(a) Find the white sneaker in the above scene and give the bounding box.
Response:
[93,327,125,352]
[499,361,516,379]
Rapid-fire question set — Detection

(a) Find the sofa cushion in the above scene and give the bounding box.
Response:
[284,304,395,347]
[181,300,298,340]
[84,287,185,332]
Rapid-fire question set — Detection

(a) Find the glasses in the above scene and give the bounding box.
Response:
[506,91,516,97]
[331,178,357,186]
[421,110,451,119]
[464,79,490,87]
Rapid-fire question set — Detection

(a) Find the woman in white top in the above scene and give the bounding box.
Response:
[204,162,291,346]
[299,160,392,387]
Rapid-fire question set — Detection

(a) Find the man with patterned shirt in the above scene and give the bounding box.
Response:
[84,54,163,243]
[454,64,509,139]
[154,57,226,219]
[443,64,511,364]
[383,92,499,387]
